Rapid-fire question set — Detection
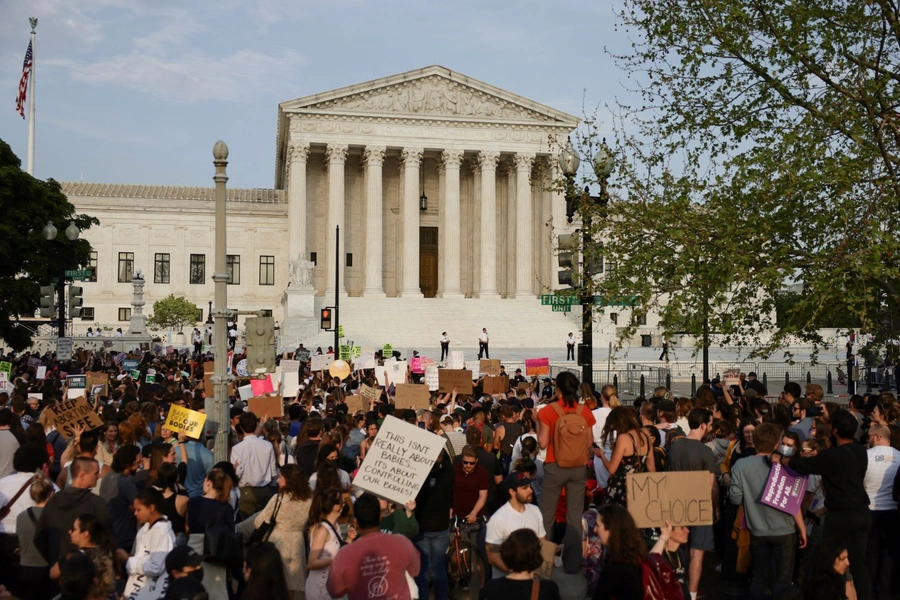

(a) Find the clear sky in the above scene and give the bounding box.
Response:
[0,0,629,189]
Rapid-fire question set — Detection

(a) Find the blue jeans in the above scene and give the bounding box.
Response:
[414,530,450,600]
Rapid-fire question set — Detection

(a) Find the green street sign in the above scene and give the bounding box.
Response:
[593,295,638,307]
[65,269,93,280]
[552,305,570,312]
[541,294,577,306]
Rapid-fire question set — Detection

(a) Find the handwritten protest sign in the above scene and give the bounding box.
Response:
[465,361,481,378]
[382,343,393,357]
[250,375,275,396]
[394,384,431,410]
[424,366,440,391]
[480,359,501,376]
[627,472,714,528]
[483,376,510,395]
[410,357,423,374]
[310,354,332,372]
[56,338,73,361]
[352,416,445,505]
[163,405,207,439]
[438,369,474,394]
[760,462,808,515]
[524,358,550,376]
[36,366,47,379]
[538,540,558,579]
[360,384,381,404]
[281,360,300,373]
[448,351,465,369]
[204,361,215,374]
[297,349,312,362]
[345,394,365,414]
[387,360,407,382]
[248,395,284,418]
[48,397,104,438]
[723,367,741,388]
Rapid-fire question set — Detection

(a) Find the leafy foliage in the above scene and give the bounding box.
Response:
[146,294,200,333]
[0,139,99,351]
[575,0,900,358]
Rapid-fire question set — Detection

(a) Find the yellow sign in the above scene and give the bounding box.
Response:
[163,405,207,439]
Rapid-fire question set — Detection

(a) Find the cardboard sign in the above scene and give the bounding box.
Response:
[163,405,207,439]
[448,351,465,369]
[517,382,530,392]
[310,354,332,372]
[86,373,109,397]
[250,375,275,396]
[538,539,558,580]
[48,397,104,438]
[525,358,550,376]
[36,366,47,379]
[203,373,234,398]
[483,376,510,395]
[345,394,365,414]
[360,384,381,403]
[438,369,474,394]
[394,384,431,410]
[480,359,501,376]
[281,360,300,373]
[424,366,440,391]
[626,471,714,528]
[352,415,446,505]
[760,462,808,515]
[204,361,215,374]
[57,338,73,361]
[248,395,285,418]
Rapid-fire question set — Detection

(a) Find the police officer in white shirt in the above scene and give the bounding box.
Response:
[440,332,450,361]
[478,328,490,359]
[566,333,576,361]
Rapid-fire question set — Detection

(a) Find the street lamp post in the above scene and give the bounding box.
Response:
[43,220,80,338]
[211,141,230,463]
[559,138,614,386]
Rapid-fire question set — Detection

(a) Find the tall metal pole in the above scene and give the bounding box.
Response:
[211,141,229,463]
[581,218,592,386]
[57,252,66,338]
[334,225,340,354]
[702,310,710,384]
[26,18,37,176]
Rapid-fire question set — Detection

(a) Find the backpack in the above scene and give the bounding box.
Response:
[641,554,685,600]
[663,425,686,453]
[550,402,591,468]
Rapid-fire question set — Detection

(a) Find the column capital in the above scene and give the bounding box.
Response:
[477,150,500,170]
[514,152,535,171]
[441,149,465,169]
[288,142,310,163]
[363,145,386,166]
[325,144,349,164]
[399,147,423,166]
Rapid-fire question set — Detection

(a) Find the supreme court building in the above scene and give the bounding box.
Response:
[62,66,652,349]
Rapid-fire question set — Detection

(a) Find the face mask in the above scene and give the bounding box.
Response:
[780,445,795,457]
[188,568,204,582]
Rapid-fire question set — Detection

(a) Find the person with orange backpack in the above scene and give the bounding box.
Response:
[536,371,595,575]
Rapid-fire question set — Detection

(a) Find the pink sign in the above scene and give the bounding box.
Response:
[250,375,275,396]
[524,358,550,376]
[760,462,807,515]
[411,357,423,374]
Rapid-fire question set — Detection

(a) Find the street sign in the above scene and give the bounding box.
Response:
[593,295,638,307]
[552,305,570,312]
[541,294,578,306]
[65,270,93,281]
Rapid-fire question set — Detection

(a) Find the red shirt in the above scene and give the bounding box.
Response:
[452,462,489,517]
[537,402,596,464]
[326,532,420,600]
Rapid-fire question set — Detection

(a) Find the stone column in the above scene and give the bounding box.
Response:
[399,148,424,297]
[287,142,310,266]
[440,149,464,297]
[325,144,348,296]
[514,152,535,297]
[505,160,517,296]
[362,146,386,296]
[478,151,500,298]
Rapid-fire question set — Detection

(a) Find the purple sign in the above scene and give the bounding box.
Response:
[760,462,808,515]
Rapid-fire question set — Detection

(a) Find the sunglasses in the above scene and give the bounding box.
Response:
[462,460,477,466]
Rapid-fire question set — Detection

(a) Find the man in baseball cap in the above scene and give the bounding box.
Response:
[484,471,545,578]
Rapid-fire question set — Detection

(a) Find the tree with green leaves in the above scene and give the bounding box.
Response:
[0,139,99,351]
[575,0,900,358]
[146,294,200,334]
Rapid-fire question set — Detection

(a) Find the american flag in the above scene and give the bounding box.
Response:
[15,40,33,119]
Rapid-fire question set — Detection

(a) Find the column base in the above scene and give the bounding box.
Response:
[512,290,536,299]
[361,289,387,298]
[398,288,424,298]
[438,290,464,299]
[477,291,501,300]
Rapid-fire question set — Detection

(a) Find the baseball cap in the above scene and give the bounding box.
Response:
[165,546,202,574]
[502,472,534,491]
[543,377,552,383]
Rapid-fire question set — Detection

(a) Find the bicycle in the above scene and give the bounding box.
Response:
[446,515,487,600]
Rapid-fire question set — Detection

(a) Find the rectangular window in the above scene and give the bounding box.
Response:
[227,255,241,285]
[81,307,95,321]
[87,252,98,282]
[637,313,647,326]
[154,253,170,284]
[610,312,618,325]
[310,252,317,265]
[195,309,203,323]
[346,253,353,267]
[190,254,205,284]
[259,255,275,286]
[117,252,134,283]
[118,308,132,322]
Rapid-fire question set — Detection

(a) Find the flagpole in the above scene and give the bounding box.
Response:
[26,17,37,176]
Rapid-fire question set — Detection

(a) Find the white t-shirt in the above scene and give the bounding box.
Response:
[865,445,900,510]
[486,501,546,578]
[479,331,489,343]
[591,406,613,487]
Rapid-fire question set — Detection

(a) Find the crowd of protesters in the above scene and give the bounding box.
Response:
[0,342,897,600]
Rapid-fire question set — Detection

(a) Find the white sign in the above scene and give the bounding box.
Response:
[238,384,254,402]
[387,360,407,382]
[282,371,300,396]
[36,366,47,379]
[281,360,300,373]
[354,357,375,371]
[310,354,332,372]
[374,365,386,387]
[448,350,464,370]
[352,415,446,505]
[57,337,73,361]
[236,359,248,377]
[425,366,440,391]
[465,360,481,378]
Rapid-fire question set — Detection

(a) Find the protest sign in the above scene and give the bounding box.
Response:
[238,384,254,402]
[122,359,139,371]
[387,360,407,382]
[146,375,156,384]
[281,360,300,373]
[48,397,104,438]
[394,384,431,410]
[339,345,351,361]
[248,395,285,418]
[410,357,423,374]
[760,462,808,515]
[538,540,558,580]
[345,394,365,414]
[352,415,445,505]
[130,370,141,379]
[113,353,126,365]
[420,357,436,371]
[86,373,109,397]
[236,359,249,377]
[103,340,114,349]
[360,384,381,404]
[204,361,215,374]
[152,343,164,356]
[524,358,550,376]
[27,357,42,368]
[517,382,530,392]
[483,376,510,395]
[203,373,234,398]
[310,354,332,372]
[424,366,440,391]
[166,345,174,354]
[250,375,275,396]
[438,369,474,394]
[297,349,312,362]
[67,375,87,399]
[361,347,376,363]
[282,372,300,396]
[36,366,47,379]
[448,351,465,369]
[354,357,374,371]
[374,365,386,386]
[382,343,393,357]
[626,472,714,528]
[480,359,501,376]
[163,405,207,438]
[57,338,73,361]
[352,346,362,359]
[723,367,741,388]
[465,361,481,378]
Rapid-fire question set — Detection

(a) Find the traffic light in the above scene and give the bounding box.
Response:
[244,316,275,374]
[320,308,333,331]
[557,234,577,287]
[68,286,83,319]
[40,286,55,318]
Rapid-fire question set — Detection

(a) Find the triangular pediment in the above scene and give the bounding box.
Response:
[280,65,578,126]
